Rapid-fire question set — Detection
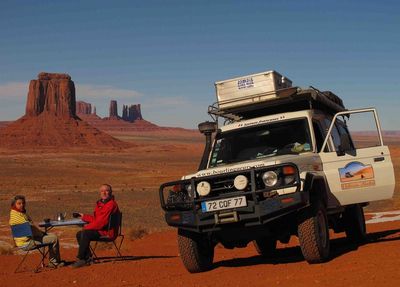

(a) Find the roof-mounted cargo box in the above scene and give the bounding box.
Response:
[210,70,346,121]
[215,70,292,111]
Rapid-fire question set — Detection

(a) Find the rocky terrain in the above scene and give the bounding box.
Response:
[76,99,197,133]
[0,112,398,286]
[104,100,143,122]
[0,73,128,149]
[0,121,11,128]
[122,104,143,122]
[76,101,95,115]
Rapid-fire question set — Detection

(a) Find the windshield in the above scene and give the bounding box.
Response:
[209,118,312,167]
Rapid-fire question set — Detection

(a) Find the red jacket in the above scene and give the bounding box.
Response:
[82,196,119,239]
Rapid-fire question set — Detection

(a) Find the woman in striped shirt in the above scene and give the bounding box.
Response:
[9,195,64,268]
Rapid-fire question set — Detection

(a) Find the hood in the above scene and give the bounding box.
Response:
[182,152,321,179]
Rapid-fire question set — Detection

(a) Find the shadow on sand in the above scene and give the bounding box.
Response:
[214,228,400,269]
[64,255,176,266]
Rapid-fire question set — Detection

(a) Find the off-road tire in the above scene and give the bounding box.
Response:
[253,238,277,258]
[177,229,214,273]
[298,201,330,263]
[343,204,366,243]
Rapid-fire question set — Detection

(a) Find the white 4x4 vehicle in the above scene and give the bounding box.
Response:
[159,71,395,273]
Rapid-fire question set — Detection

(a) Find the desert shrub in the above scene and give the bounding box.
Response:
[94,241,113,250]
[127,226,149,240]
[0,245,13,255]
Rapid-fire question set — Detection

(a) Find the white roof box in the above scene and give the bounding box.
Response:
[215,70,292,111]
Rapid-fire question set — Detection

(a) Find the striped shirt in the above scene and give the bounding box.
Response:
[9,209,33,247]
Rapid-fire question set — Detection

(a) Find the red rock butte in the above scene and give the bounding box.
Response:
[0,73,129,149]
[26,72,76,118]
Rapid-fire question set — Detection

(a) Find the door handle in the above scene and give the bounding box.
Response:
[374,157,385,162]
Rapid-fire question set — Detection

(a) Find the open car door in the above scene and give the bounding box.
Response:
[319,108,395,206]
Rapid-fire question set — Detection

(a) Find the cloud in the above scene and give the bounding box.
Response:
[0,82,28,99]
[0,82,142,101]
[0,81,204,127]
[0,82,28,120]
[142,96,210,128]
[143,96,192,108]
[76,84,142,101]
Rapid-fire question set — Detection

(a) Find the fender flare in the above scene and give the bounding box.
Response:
[303,172,329,206]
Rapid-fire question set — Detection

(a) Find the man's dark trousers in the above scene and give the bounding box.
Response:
[76,230,101,260]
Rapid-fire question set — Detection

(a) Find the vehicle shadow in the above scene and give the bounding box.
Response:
[85,255,176,265]
[214,228,400,269]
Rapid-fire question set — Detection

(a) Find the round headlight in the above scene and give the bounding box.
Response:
[234,175,248,190]
[197,181,211,196]
[262,171,278,187]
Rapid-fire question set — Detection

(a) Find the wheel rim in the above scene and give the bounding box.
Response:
[317,209,328,248]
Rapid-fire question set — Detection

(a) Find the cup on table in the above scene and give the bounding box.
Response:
[44,218,51,224]
[56,212,66,221]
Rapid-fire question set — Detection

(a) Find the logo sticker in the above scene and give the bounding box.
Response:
[338,161,375,190]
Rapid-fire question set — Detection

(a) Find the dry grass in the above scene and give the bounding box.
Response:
[0,141,202,230]
[94,241,114,251]
[0,244,13,255]
[127,226,149,240]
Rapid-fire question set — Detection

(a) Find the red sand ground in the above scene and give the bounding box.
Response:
[0,220,399,287]
[0,123,398,286]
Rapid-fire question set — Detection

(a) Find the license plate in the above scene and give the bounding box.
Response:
[201,196,247,213]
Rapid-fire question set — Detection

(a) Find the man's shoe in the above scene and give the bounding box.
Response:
[71,259,88,268]
[48,260,65,268]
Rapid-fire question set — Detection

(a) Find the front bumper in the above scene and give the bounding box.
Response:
[159,164,308,232]
[165,190,309,232]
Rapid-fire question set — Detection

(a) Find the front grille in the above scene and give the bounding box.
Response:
[205,174,252,196]
[159,163,301,211]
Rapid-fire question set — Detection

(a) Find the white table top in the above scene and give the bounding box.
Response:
[39,218,86,227]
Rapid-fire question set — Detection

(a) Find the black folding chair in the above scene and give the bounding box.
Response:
[10,222,53,273]
[90,212,124,261]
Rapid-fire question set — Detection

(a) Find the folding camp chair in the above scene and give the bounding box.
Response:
[90,212,124,261]
[10,222,53,273]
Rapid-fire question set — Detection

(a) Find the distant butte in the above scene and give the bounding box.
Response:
[0,73,129,149]
[108,100,119,119]
[76,101,93,115]
[76,99,165,132]
[105,100,143,122]
[76,100,163,132]
[122,104,143,122]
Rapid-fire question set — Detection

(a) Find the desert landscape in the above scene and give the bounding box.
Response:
[0,130,399,287]
[2,1,399,285]
[0,72,399,286]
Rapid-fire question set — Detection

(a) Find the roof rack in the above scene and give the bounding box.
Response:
[208,86,346,122]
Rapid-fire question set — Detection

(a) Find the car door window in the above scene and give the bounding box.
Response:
[335,120,355,151]
[321,109,384,153]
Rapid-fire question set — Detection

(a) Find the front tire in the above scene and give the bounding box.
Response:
[177,229,214,273]
[298,200,330,263]
[343,204,366,243]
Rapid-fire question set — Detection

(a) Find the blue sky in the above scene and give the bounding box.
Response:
[0,0,399,129]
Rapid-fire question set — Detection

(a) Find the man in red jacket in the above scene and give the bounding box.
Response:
[71,184,119,268]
